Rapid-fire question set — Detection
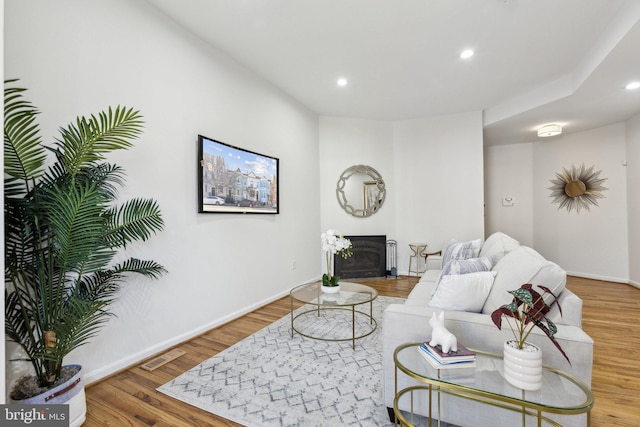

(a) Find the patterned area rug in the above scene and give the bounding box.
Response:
[158,295,441,426]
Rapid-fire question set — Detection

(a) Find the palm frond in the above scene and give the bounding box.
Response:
[75,271,122,302]
[56,106,144,176]
[105,198,165,248]
[81,163,126,201]
[50,298,112,359]
[4,83,47,190]
[112,258,167,279]
[42,180,113,273]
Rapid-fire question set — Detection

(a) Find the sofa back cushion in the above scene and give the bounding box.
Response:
[481,246,567,315]
[479,232,520,264]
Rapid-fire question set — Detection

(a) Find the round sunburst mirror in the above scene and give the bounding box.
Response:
[564,180,587,197]
[548,164,607,214]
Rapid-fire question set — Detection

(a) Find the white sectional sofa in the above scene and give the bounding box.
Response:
[382,232,593,427]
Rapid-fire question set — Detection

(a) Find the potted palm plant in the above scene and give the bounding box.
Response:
[4,80,166,425]
[491,283,570,390]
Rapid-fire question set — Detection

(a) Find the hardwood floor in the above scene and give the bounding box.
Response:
[565,277,640,427]
[84,276,640,426]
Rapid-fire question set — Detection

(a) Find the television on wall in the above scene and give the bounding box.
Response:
[198,135,279,214]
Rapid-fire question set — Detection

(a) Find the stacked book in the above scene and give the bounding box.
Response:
[417,342,476,369]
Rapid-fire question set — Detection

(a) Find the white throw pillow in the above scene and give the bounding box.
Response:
[441,239,482,266]
[429,271,497,313]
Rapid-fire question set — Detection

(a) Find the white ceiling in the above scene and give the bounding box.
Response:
[146,0,640,145]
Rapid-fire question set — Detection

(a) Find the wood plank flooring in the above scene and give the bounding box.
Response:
[84,276,640,426]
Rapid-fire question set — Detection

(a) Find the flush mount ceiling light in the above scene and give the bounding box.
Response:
[626,81,640,90]
[537,124,562,137]
[337,78,348,87]
[460,49,474,59]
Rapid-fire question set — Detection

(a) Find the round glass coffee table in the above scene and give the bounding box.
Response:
[290,281,378,349]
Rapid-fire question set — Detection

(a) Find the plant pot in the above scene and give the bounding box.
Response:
[321,284,341,294]
[11,364,86,427]
[503,341,542,391]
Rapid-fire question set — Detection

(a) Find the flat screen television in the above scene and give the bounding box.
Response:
[198,135,279,214]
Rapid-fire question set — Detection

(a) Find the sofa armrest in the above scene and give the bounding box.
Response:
[382,304,434,409]
[424,254,443,271]
[549,288,583,328]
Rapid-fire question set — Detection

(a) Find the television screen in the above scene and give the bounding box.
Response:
[198,135,279,214]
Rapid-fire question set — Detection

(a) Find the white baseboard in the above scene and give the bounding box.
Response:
[565,270,629,284]
[629,279,640,289]
[82,285,297,385]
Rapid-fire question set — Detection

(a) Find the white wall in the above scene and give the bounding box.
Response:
[4,0,320,386]
[486,123,630,282]
[483,143,534,246]
[319,117,396,237]
[319,111,485,275]
[533,124,628,281]
[627,113,640,288]
[393,112,485,270]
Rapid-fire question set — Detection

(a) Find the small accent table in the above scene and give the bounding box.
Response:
[290,281,378,349]
[393,342,594,427]
[408,244,427,276]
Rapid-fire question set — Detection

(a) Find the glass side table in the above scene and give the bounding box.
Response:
[393,342,594,427]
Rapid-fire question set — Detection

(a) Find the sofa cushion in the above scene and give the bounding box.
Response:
[479,232,520,264]
[481,246,567,315]
[429,271,497,312]
[441,239,482,266]
[405,280,438,307]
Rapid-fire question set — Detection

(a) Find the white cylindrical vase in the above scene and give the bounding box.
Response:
[503,341,542,391]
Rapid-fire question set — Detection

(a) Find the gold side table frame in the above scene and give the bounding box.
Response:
[289,281,378,349]
[393,342,594,427]
[408,244,427,276]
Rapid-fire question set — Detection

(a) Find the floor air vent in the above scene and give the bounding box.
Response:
[140,349,186,371]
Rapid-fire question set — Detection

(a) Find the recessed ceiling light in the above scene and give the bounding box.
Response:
[460,49,474,59]
[537,124,562,137]
[626,81,640,90]
[337,78,348,87]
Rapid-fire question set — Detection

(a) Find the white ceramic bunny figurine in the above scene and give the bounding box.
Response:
[428,311,458,353]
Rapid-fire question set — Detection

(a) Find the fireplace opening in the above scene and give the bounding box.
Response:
[334,235,386,279]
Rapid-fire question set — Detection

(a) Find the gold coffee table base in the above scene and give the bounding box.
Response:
[393,342,593,427]
[289,281,378,349]
[291,307,377,349]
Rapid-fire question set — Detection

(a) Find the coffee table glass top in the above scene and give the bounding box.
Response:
[395,342,593,413]
[290,281,378,306]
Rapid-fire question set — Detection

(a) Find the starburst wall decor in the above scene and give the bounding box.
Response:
[548,164,608,214]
